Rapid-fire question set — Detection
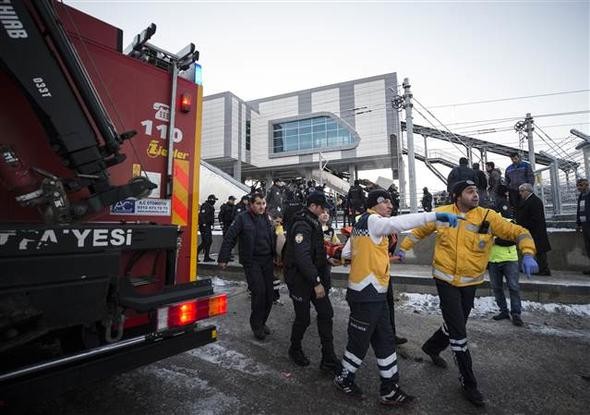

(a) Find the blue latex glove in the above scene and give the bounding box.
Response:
[396,250,406,263]
[435,212,460,228]
[521,255,538,278]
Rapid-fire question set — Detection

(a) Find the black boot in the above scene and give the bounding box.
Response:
[492,311,510,321]
[320,349,341,374]
[289,347,310,367]
[421,344,448,368]
[395,335,408,345]
[462,386,485,407]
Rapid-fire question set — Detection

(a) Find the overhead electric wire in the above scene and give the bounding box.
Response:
[429,89,590,108]
[446,110,590,127]
[412,98,482,162]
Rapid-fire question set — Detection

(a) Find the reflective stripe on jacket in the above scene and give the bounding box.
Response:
[400,204,536,287]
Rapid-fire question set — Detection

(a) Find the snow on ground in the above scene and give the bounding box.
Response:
[396,292,590,317]
[188,342,275,376]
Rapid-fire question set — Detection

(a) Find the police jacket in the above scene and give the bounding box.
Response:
[198,201,215,227]
[218,203,235,226]
[234,202,248,216]
[342,210,438,302]
[218,210,275,265]
[284,209,329,288]
[400,204,536,287]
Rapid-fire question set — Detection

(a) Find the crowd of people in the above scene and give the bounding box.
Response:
[194,160,590,408]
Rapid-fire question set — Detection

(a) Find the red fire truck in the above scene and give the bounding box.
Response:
[0,0,225,405]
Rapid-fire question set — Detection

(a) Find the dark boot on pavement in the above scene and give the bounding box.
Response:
[511,314,524,327]
[395,335,408,345]
[421,344,448,368]
[289,347,310,367]
[380,384,416,407]
[203,257,215,262]
[319,348,341,374]
[462,386,485,407]
[252,328,266,340]
[334,369,365,400]
[492,311,510,321]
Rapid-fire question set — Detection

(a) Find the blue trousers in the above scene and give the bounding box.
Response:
[488,261,522,315]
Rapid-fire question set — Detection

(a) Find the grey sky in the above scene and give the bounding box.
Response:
[68,0,589,189]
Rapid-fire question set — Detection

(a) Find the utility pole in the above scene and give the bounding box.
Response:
[402,78,417,213]
[572,129,590,179]
[525,113,536,171]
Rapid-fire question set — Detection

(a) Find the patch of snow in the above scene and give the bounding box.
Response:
[546,227,576,233]
[210,276,226,286]
[188,342,275,376]
[398,293,590,317]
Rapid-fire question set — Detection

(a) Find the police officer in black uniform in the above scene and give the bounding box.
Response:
[218,195,236,235]
[283,192,340,372]
[197,194,217,262]
[234,195,249,216]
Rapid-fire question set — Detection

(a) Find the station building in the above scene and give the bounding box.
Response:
[201,72,400,183]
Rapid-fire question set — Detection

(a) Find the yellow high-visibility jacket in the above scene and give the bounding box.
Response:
[399,204,536,287]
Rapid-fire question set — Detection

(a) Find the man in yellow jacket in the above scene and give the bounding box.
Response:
[399,180,538,407]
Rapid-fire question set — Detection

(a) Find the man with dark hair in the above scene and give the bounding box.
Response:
[218,193,276,340]
[347,179,366,224]
[505,152,534,209]
[197,194,217,262]
[335,189,460,406]
[447,157,476,194]
[485,162,503,203]
[472,163,488,200]
[283,192,340,372]
[400,180,537,407]
[516,183,551,276]
[218,196,236,235]
[576,178,590,274]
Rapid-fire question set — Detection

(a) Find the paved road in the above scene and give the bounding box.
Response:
[19,279,590,414]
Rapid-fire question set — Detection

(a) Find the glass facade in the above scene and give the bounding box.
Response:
[272,116,354,154]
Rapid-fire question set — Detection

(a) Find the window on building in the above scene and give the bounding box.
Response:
[245,120,251,151]
[271,116,354,154]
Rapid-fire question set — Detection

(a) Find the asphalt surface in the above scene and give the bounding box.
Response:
[16,278,590,415]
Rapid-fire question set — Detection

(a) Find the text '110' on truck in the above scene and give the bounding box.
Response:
[0,0,226,406]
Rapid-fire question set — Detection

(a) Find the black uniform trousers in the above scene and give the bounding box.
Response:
[287,281,334,352]
[535,251,550,275]
[423,279,478,389]
[243,257,274,331]
[197,224,212,258]
[342,300,399,394]
[583,224,590,258]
